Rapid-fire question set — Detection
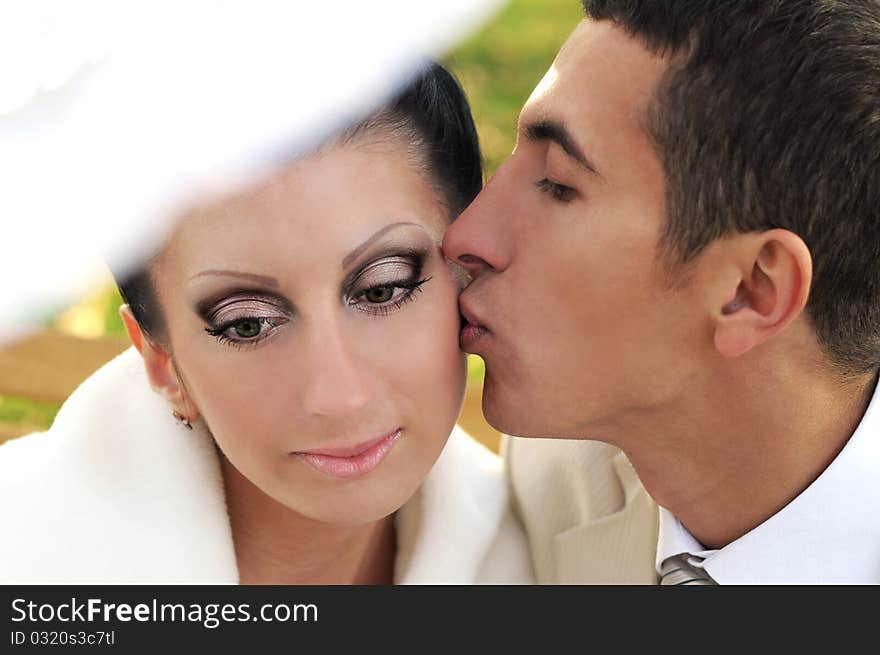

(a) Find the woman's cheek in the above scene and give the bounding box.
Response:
[179,349,294,458]
[403,282,466,419]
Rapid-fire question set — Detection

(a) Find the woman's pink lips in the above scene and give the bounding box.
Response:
[293,429,402,479]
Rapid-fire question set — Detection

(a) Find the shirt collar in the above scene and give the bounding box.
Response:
[656,507,716,568]
[657,375,880,584]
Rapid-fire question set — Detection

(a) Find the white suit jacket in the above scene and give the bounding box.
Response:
[0,348,533,584]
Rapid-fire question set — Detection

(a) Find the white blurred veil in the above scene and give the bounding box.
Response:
[0,0,501,342]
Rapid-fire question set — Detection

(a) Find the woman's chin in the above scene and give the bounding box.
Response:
[277,485,416,526]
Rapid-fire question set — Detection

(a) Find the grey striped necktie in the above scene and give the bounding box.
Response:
[659,553,718,585]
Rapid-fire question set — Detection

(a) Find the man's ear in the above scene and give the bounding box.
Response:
[712,229,813,358]
[119,305,200,422]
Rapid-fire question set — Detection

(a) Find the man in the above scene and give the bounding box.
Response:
[443,1,880,584]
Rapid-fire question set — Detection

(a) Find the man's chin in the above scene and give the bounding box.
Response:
[481,382,552,438]
[481,376,595,439]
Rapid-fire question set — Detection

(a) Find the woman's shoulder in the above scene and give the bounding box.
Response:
[0,426,53,486]
[0,348,236,583]
[0,349,127,471]
[473,499,535,584]
[448,427,534,584]
[0,348,152,485]
[394,425,534,584]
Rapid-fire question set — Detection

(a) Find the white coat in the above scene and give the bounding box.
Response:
[0,349,533,584]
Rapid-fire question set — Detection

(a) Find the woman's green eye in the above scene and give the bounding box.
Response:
[365,287,395,303]
[233,319,262,338]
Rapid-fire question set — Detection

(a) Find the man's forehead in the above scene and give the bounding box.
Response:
[519,19,670,153]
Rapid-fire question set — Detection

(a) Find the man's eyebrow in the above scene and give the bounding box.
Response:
[524,119,598,174]
[341,221,422,269]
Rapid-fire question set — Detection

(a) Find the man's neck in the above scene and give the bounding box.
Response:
[616,361,877,550]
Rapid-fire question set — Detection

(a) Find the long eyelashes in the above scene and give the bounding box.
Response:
[349,276,432,316]
[201,254,432,349]
[205,316,288,349]
[198,292,291,349]
[204,279,430,349]
[345,252,430,316]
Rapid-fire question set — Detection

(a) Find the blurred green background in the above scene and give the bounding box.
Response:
[0,0,583,433]
[447,0,582,174]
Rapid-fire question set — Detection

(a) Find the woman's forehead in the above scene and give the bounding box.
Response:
[157,142,448,274]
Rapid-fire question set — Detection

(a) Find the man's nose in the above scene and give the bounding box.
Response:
[301,320,371,418]
[442,170,511,279]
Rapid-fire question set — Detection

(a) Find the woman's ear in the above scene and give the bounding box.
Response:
[119,304,146,354]
[119,305,200,423]
[712,229,813,358]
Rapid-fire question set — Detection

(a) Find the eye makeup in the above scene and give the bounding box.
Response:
[190,228,437,349]
[346,249,432,317]
[195,290,293,349]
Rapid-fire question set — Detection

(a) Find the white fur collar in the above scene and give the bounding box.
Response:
[0,348,511,584]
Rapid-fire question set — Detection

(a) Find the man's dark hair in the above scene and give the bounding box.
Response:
[582,0,880,375]
[118,61,482,343]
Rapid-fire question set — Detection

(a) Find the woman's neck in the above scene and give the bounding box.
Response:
[219,456,397,585]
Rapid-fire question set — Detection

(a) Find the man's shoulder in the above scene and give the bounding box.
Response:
[504,436,630,513]
[503,434,623,465]
[503,435,658,584]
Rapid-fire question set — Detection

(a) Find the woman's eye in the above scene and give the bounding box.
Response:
[350,277,431,316]
[365,286,396,304]
[535,178,576,202]
[205,316,286,347]
[232,319,262,338]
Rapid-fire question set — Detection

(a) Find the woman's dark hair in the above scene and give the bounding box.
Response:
[583,0,880,376]
[340,61,483,218]
[117,61,482,342]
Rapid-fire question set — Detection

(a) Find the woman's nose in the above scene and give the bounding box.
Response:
[301,322,371,418]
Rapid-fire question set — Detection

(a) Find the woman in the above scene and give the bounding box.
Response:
[0,63,533,584]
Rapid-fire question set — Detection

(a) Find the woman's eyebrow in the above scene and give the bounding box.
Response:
[341,222,423,269]
[190,270,280,286]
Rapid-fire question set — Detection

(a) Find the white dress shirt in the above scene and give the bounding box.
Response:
[657,375,880,584]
